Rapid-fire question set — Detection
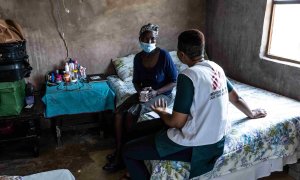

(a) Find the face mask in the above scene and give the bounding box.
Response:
[140,42,156,53]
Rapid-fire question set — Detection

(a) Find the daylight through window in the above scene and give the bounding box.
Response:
[267,0,300,63]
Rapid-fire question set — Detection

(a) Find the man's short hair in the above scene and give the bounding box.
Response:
[177,29,205,59]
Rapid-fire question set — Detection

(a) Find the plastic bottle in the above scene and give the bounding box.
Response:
[65,62,69,72]
[69,63,74,71]
[51,72,55,83]
[74,60,78,70]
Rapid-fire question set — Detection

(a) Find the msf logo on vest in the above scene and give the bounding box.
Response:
[209,68,226,100]
[211,68,221,91]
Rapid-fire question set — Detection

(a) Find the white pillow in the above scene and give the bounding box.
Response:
[111,54,135,82]
[111,51,191,82]
[107,75,136,108]
[169,51,188,73]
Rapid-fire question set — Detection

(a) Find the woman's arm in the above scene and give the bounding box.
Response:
[151,50,178,97]
[151,82,176,96]
[151,74,192,129]
[133,83,142,94]
[132,55,142,94]
[229,89,267,119]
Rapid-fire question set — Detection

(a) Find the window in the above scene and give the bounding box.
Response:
[267,0,300,64]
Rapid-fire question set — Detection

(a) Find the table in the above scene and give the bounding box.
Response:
[42,81,115,118]
[42,80,115,146]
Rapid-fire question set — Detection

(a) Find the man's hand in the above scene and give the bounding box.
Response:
[151,98,168,114]
[250,108,267,119]
[151,98,188,129]
[229,90,267,119]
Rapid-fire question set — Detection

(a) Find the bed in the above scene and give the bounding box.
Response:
[107,51,300,180]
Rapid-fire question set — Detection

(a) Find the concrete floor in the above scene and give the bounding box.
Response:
[0,128,295,180]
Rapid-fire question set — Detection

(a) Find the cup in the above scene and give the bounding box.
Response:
[140,90,149,102]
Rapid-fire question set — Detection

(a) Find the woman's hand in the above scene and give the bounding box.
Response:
[142,87,158,100]
[151,98,168,114]
[149,89,158,99]
[249,108,267,119]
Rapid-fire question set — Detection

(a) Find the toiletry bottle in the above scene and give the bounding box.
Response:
[65,62,69,72]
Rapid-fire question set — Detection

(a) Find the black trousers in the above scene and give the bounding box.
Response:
[123,133,192,180]
[113,118,166,165]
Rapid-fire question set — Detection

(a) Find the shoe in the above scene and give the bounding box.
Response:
[106,152,116,162]
[102,162,125,172]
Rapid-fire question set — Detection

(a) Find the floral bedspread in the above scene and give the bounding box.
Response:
[107,76,300,180]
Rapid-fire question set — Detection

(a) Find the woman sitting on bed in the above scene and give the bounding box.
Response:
[102,23,178,172]
[121,29,267,180]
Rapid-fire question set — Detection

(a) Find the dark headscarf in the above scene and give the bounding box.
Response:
[139,23,159,37]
